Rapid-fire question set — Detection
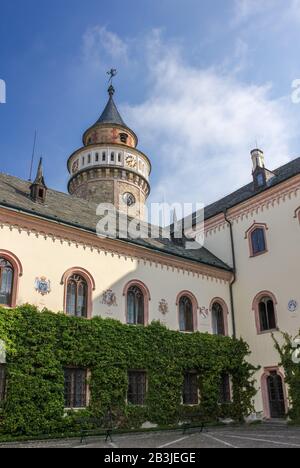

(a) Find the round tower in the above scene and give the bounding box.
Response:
[67,84,151,220]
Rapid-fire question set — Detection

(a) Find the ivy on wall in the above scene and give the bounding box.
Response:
[0,305,257,436]
[273,332,300,423]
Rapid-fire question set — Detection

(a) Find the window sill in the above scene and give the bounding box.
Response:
[257,328,279,336]
[250,250,268,258]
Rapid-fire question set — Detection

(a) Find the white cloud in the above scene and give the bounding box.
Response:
[82,26,128,68]
[122,31,294,207]
[79,27,296,210]
[233,0,300,25]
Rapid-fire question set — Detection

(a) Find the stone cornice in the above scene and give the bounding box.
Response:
[0,206,232,283]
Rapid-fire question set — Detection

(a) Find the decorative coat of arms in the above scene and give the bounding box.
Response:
[101,290,117,307]
[288,300,298,313]
[159,299,169,315]
[199,307,209,319]
[35,277,51,296]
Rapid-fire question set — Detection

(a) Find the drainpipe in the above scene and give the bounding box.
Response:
[223,209,237,339]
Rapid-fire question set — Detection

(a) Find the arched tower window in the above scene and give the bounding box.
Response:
[0,258,14,306]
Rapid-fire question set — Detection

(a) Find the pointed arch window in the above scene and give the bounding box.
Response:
[246,223,268,257]
[127,286,145,325]
[124,280,150,326]
[179,296,194,332]
[259,297,277,332]
[212,302,226,336]
[0,258,14,307]
[253,291,278,334]
[66,274,88,318]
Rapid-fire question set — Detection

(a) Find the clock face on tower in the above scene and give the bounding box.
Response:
[123,192,136,207]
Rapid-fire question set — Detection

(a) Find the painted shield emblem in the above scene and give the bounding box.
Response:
[35,277,51,296]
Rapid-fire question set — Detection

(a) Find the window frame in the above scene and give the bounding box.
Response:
[61,268,95,320]
[245,222,268,258]
[210,298,229,336]
[127,370,147,406]
[252,291,278,335]
[0,364,7,403]
[176,291,198,333]
[182,371,199,406]
[123,280,150,327]
[64,367,88,409]
[0,250,22,308]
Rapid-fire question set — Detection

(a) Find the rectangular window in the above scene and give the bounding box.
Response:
[219,373,231,404]
[88,154,91,164]
[183,372,198,405]
[95,153,99,162]
[102,152,106,162]
[0,365,6,402]
[64,368,87,409]
[111,152,115,162]
[128,371,147,406]
[118,153,122,163]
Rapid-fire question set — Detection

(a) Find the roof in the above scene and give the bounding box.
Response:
[0,172,231,272]
[191,157,300,225]
[96,94,127,127]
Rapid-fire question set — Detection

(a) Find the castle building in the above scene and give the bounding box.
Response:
[0,83,299,420]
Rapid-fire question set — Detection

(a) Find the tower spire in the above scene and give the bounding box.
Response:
[30,157,47,203]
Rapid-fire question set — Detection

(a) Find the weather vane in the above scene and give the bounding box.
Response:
[107,68,117,86]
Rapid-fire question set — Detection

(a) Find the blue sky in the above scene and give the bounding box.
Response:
[1,0,300,207]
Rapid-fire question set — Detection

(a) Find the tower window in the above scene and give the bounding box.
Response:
[88,154,91,164]
[111,152,115,162]
[102,152,106,162]
[118,153,122,163]
[120,133,129,144]
[82,157,85,166]
[95,153,99,162]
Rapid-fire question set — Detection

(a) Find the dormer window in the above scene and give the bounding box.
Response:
[120,133,128,144]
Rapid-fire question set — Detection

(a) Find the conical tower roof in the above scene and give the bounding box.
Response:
[96,85,126,126]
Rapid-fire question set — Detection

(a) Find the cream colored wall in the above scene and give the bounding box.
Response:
[0,224,231,335]
[199,187,300,415]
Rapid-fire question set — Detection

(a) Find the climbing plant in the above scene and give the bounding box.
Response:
[273,331,300,423]
[0,305,257,436]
